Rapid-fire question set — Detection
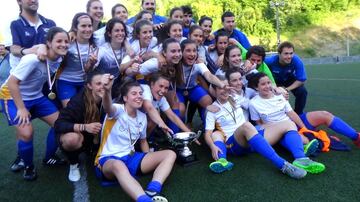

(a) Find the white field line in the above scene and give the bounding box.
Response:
[73,153,90,202]
[310,78,360,82]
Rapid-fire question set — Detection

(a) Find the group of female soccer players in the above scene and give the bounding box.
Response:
[1,1,359,202]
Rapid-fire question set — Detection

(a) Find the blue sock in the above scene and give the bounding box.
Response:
[167,109,181,134]
[45,128,58,160]
[137,194,152,202]
[18,140,33,166]
[214,141,227,159]
[146,181,162,194]
[329,117,358,140]
[280,130,305,159]
[248,134,285,169]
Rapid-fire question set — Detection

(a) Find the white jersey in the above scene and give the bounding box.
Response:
[139,58,159,75]
[94,25,133,47]
[205,100,246,140]
[8,54,61,100]
[209,51,219,64]
[231,91,251,121]
[178,63,209,89]
[96,43,130,78]
[249,94,292,124]
[100,104,147,159]
[141,84,170,112]
[59,42,89,82]
[130,37,157,55]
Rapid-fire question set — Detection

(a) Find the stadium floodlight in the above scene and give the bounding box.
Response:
[270,1,285,46]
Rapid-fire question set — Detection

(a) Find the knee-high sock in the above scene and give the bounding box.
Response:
[137,195,152,202]
[167,109,182,134]
[45,128,58,160]
[248,134,285,169]
[329,117,358,140]
[18,140,33,166]
[214,141,227,159]
[146,181,162,193]
[280,130,305,159]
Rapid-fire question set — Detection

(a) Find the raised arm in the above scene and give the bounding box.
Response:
[101,74,117,116]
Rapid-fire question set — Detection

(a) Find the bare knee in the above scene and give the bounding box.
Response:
[60,132,83,151]
[317,111,334,123]
[199,95,212,108]
[165,150,177,162]
[16,126,34,141]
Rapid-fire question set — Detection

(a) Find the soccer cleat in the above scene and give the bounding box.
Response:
[281,161,307,179]
[304,139,319,157]
[145,190,168,202]
[68,163,81,182]
[209,158,234,173]
[10,156,25,172]
[353,133,360,148]
[43,154,66,166]
[292,157,325,174]
[23,165,37,181]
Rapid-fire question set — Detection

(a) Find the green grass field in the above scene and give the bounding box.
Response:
[1,63,360,202]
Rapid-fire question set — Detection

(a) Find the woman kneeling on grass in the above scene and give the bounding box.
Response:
[55,70,104,182]
[247,72,325,174]
[96,75,176,202]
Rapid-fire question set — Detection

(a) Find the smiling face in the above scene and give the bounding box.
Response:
[223,16,235,32]
[142,0,156,14]
[88,1,104,23]
[182,43,197,66]
[171,9,183,21]
[18,0,39,14]
[168,23,183,42]
[88,74,105,100]
[216,36,228,55]
[138,24,153,47]
[124,86,144,109]
[109,22,126,45]
[113,6,128,22]
[189,28,203,46]
[163,42,182,65]
[150,77,170,101]
[183,13,193,27]
[47,32,69,57]
[227,47,242,68]
[249,53,263,67]
[76,16,93,42]
[256,75,273,98]
[279,47,294,65]
[200,20,212,38]
[228,71,243,93]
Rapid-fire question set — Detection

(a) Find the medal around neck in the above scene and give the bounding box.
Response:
[48,91,56,100]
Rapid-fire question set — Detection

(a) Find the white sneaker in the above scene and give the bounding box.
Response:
[68,163,80,182]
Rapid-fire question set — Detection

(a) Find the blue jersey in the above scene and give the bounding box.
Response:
[127,14,167,25]
[10,15,56,48]
[214,28,251,50]
[264,54,307,83]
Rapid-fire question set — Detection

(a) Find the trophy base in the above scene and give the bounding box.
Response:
[176,153,199,167]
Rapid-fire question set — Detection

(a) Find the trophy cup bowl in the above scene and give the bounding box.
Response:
[170,131,201,166]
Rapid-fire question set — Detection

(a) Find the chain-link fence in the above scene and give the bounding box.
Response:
[302,55,360,65]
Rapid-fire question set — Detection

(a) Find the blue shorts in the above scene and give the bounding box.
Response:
[1,96,58,126]
[99,152,146,177]
[56,80,84,100]
[299,113,316,130]
[177,85,209,104]
[226,127,265,156]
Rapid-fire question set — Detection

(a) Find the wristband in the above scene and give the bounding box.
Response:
[20,48,26,56]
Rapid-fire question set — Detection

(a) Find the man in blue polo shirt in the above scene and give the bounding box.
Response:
[214,11,251,50]
[127,0,166,25]
[9,0,56,69]
[265,41,308,115]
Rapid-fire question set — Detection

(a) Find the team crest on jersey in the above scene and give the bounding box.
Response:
[44,28,50,33]
[25,31,31,36]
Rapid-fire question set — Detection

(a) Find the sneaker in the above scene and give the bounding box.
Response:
[10,156,25,172]
[281,161,307,179]
[304,139,319,157]
[68,163,81,182]
[145,190,168,202]
[209,158,234,173]
[353,133,360,147]
[23,165,37,181]
[292,157,325,174]
[43,154,66,166]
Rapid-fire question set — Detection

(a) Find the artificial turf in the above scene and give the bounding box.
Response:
[0,63,359,202]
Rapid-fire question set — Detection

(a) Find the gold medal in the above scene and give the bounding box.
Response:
[183,90,189,96]
[129,149,135,156]
[48,91,56,100]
